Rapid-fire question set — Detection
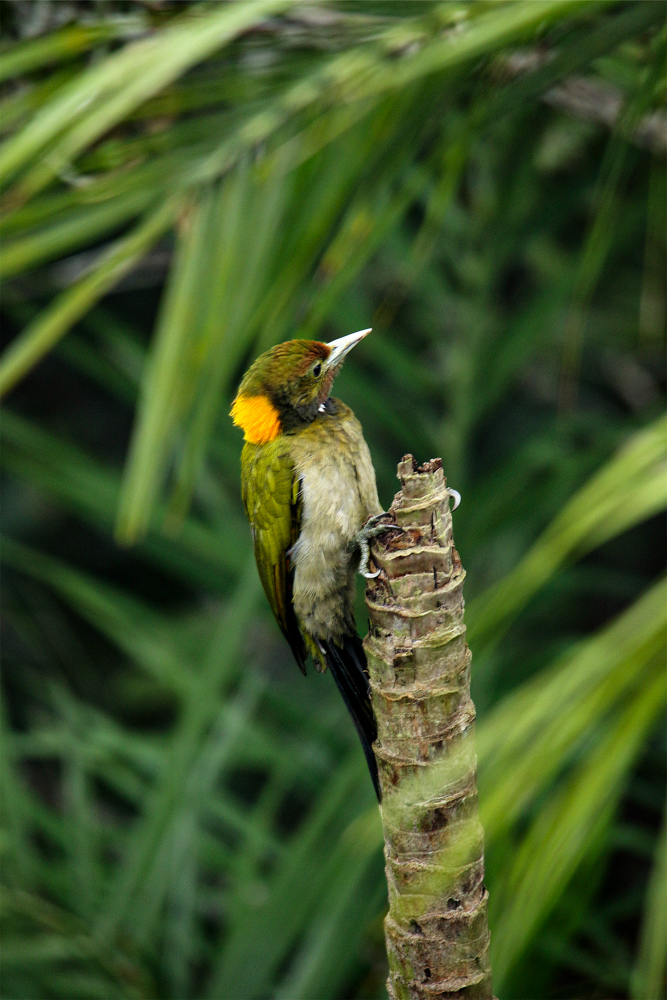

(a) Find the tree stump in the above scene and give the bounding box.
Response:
[365,455,493,1000]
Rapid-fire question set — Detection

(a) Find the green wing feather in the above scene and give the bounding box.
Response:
[241,438,307,673]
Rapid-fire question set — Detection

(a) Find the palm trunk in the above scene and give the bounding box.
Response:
[365,456,493,1000]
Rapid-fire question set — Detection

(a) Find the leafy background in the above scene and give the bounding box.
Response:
[0,2,665,998]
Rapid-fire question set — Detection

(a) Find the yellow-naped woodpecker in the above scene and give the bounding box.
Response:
[231,329,388,800]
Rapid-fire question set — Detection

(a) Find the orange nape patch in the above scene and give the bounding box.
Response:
[230,393,281,444]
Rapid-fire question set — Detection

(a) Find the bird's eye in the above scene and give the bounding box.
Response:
[312,362,322,378]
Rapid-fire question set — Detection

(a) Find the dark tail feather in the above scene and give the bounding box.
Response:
[319,634,381,802]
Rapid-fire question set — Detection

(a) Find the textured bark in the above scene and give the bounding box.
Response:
[364,456,493,1000]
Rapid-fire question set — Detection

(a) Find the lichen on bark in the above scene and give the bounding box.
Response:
[365,455,493,1000]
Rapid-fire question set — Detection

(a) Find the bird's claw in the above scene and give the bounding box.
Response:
[359,539,381,579]
[355,494,459,577]
[353,513,401,579]
[448,487,461,511]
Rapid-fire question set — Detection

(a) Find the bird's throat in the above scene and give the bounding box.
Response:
[230,393,281,443]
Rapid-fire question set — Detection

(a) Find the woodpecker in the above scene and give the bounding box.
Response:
[231,328,386,799]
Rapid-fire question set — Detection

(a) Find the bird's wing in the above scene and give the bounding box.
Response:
[241,438,307,674]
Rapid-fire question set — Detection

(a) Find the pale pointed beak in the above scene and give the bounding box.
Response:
[325,328,371,369]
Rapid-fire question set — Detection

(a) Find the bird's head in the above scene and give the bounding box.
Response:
[231,329,370,443]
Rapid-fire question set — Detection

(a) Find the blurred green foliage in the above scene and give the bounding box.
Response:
[0,2,665,998]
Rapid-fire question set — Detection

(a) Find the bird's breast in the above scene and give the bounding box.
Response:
[288,403,381,613]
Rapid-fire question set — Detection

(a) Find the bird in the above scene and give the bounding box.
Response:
[231,328,388,800]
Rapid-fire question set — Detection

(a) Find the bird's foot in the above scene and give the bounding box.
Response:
[351,513,401,579]
[351,491,459,580]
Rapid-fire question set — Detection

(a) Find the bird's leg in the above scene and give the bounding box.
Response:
[351,488,461,580]
[350,513,401,579]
